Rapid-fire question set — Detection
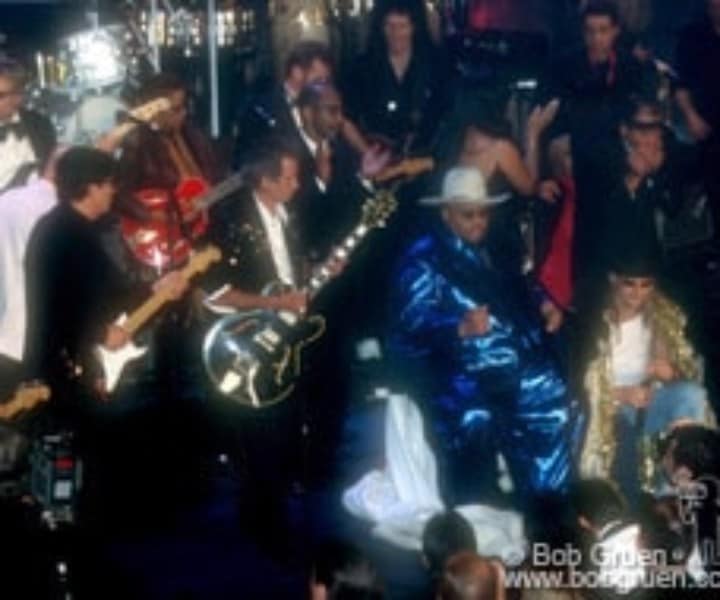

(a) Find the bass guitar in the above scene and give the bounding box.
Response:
[97,245,221,392]
[0,383,51,420]
[202,190,398,409]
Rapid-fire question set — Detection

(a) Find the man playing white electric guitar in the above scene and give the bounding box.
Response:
[0,96,171,398]
[24,147,189,402]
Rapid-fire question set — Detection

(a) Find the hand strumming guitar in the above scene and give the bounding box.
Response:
[269,291,308,314]
[103,324,130,350]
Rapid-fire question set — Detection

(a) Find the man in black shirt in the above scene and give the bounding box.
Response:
[24,147,186,420]
[546,2,657,304]
[676,0,720,234]
[571,97,692,317]
[547,1,653,144]
[23,147,189,524]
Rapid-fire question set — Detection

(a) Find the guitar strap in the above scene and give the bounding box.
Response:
[164,133,202,179]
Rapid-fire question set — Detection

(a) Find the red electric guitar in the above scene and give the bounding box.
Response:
[121,171,245,269]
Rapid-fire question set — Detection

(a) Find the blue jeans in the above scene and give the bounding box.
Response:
[613,381,708,505]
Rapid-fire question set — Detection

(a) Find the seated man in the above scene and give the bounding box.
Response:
[578,246,714,504]
[386,166,571,507]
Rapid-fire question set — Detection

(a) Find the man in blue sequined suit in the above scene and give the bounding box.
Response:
[386,167,572,505]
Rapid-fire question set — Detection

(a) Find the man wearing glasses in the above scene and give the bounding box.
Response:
[0,56,55,194]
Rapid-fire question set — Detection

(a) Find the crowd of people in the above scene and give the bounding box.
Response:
[1,0,720,597]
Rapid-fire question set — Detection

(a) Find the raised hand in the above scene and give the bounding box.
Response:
[361,143,392,179]
[527,98,561,139]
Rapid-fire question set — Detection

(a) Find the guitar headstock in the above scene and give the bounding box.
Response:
[361,190,398,229]
[129,97,172,124]
[1,383,51,420]
[187,245,222,275]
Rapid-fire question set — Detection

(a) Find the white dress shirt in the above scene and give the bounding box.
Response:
[254,195,295,287]
[0,113,38,191]
[610,314,652,386]
[203,194,296,314]
[284,83,303,132]
[0,178,57,360]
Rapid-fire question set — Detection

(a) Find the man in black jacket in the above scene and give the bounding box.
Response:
[24,147,188,523]
[235,41,333,167]
[0,55,55,193]
[24,148,187,424]
[288,82,368,261]
[202,140,310,551]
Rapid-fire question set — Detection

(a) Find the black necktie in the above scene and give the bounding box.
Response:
[0,122,26,143]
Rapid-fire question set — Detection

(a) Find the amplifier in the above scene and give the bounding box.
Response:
[29,432,82,523]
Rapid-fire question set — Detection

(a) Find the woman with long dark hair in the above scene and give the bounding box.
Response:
[344,0,451,153]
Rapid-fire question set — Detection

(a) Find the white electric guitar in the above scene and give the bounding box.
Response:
[96,245,221,392]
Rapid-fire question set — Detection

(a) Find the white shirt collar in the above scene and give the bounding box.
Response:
[298,126,319,157]
[283,82,297,105]
[254,193,288,224]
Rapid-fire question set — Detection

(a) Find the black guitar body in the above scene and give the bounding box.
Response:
[202,308,325,408]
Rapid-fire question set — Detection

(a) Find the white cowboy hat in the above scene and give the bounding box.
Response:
[420,166,510,207]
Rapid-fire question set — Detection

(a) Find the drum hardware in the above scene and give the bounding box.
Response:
[127,2,256,56]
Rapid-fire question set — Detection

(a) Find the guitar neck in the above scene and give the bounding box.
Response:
[190,173,245,216]
[122,260,199,335]
[307,222,370,299]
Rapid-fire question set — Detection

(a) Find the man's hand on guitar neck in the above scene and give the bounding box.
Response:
[101,271,187,351]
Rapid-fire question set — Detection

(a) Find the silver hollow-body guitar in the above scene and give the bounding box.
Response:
[202,190,397,409]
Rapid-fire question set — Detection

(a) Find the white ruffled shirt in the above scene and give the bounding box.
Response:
[0,178,57,360]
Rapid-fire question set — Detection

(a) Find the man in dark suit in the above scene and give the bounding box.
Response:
[235,41,333,166]
[202,139,309,552]
[285,82,382,486]
[236,41,373,169]
[0,55,55,193]
[288,81,371,261]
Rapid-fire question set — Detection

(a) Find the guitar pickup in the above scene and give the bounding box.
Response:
[219,370,242,394]
[253,327,281,351]
[277,311,298,325]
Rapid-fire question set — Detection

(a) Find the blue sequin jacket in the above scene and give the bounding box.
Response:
[386,223,563,397]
